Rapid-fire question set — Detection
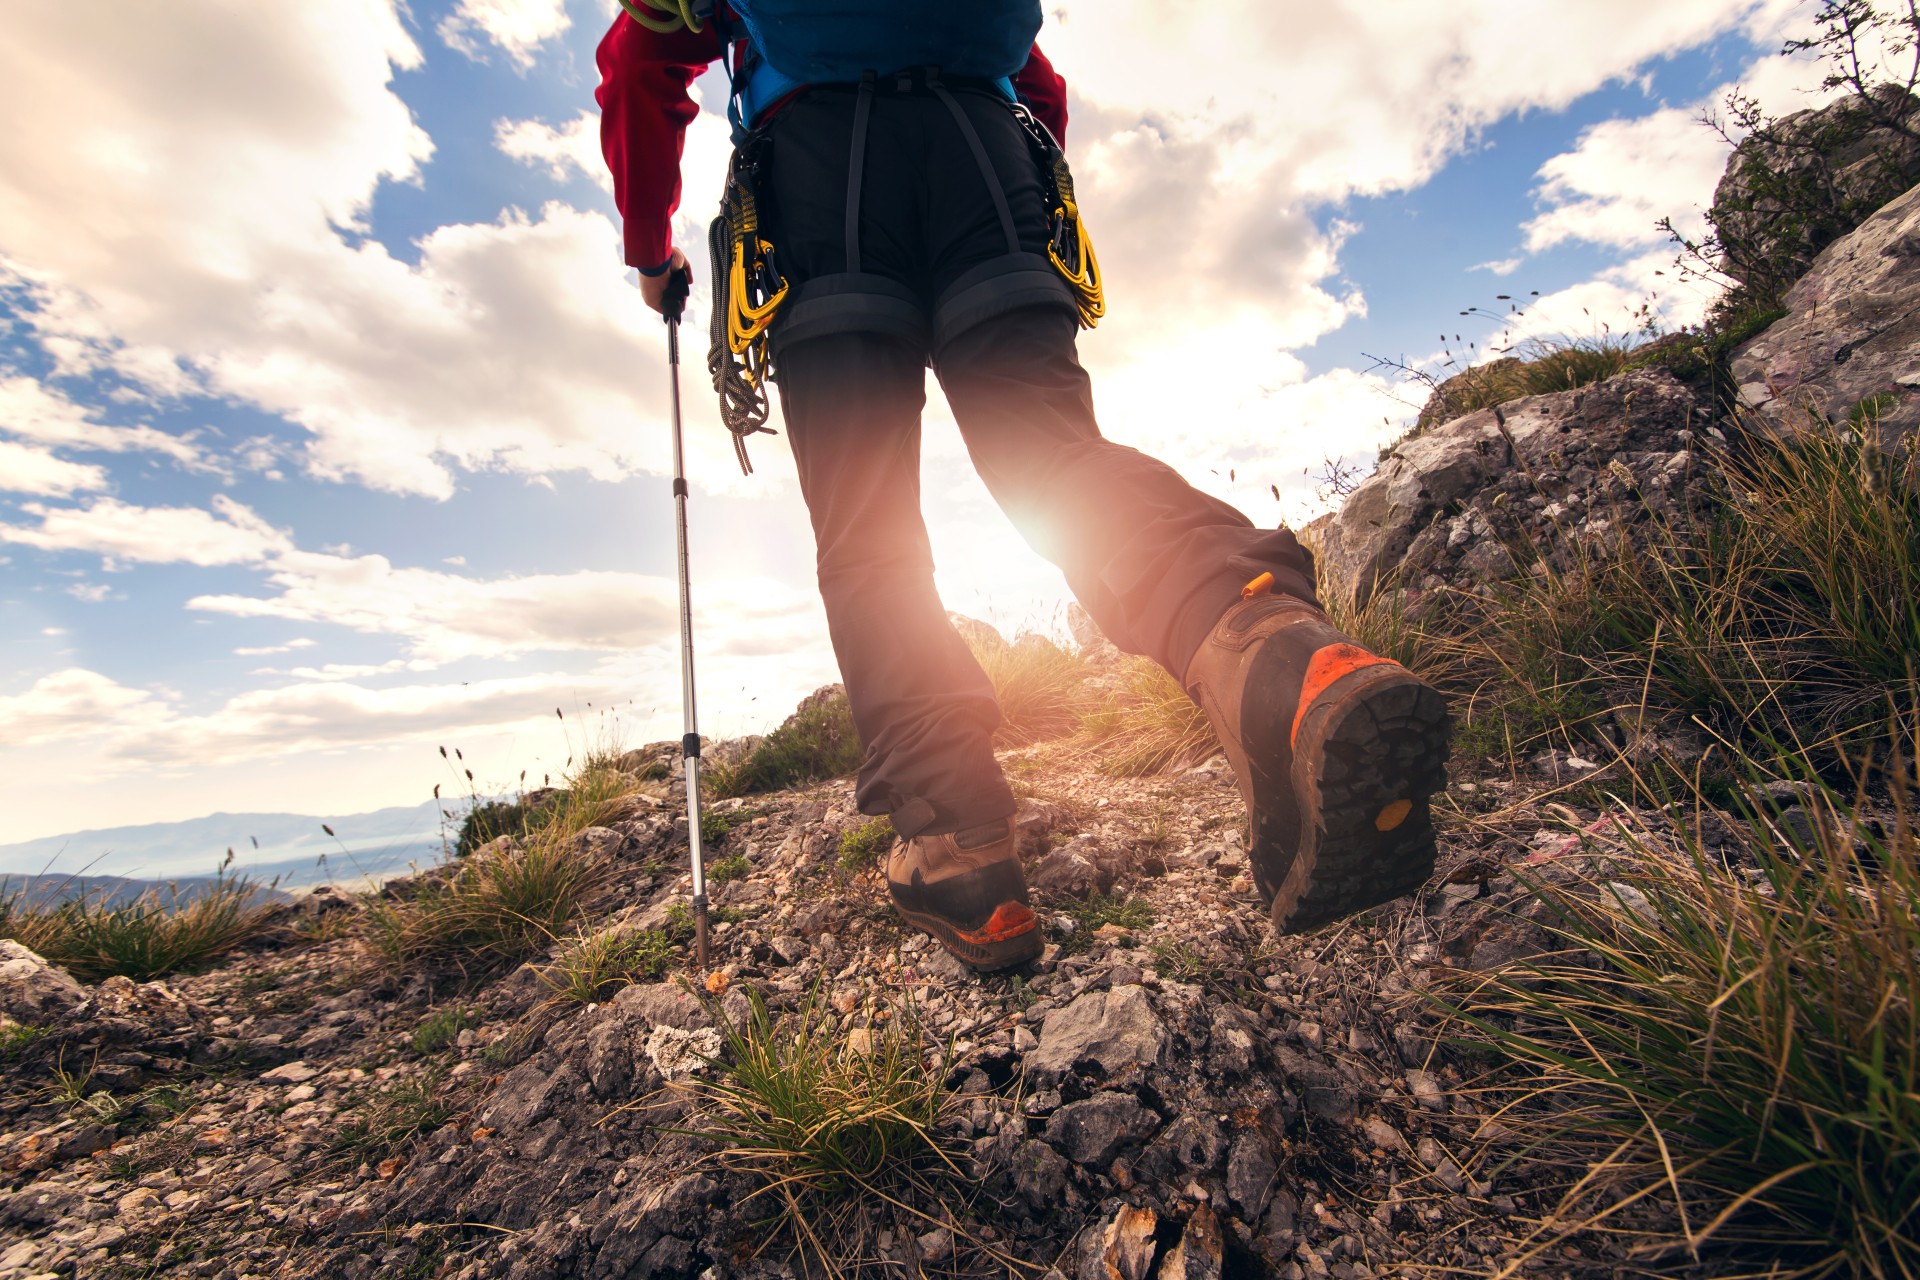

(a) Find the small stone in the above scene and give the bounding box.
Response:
[1405,1070,1447,1113]
[1296,1021,1324,1050]
[1156,1203,1224,1280]
[1044,1092,1160,1166]
[1027,985,1169,1080]
[258,1061,319,1084]
[1225,1132,1278,1218]
[1359,1117,1408,1154]
[1011,1024,1038,1053]
[0,941,87,1022]
[1011,1140,1070,1209]
[1092,1205,1158,1280]
[916,1227,954,1263]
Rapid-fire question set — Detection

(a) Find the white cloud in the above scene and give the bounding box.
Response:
[0,495,292,567]
[496,111,610,191]
[1525,107,1733,253]
[0,373,202,468]
[1471,258,1525,277]
[0,440,107,497]
[439,0,572,69]
[233,638,317,656]
[0,668,167,745]
[65,582,113,603]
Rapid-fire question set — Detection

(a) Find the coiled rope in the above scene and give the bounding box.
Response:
[616,0,703,33]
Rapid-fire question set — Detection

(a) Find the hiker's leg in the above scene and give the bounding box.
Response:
[765,88,1015,838]
[935,306,1316,679]
[915,89,1315,679]
[775,334,1016,837]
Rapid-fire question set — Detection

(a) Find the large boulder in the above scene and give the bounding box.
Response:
[1316,370,1702,604]
[1730,181,1920,449]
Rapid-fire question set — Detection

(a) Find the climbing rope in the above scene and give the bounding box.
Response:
[706,145,785,475]
[616,0,703,34]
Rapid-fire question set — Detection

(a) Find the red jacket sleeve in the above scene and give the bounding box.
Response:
[595,14,726,272]
[1014,43,1068,148]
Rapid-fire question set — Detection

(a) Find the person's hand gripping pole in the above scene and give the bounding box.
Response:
[661,261,709,971]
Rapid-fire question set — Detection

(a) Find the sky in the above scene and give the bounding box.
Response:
[0,0,1868,853]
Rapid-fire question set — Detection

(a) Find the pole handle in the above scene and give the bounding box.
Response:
[662,264,692,322]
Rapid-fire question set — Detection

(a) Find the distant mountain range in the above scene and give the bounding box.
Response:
[0,800,454,894]
[0,873,295,910]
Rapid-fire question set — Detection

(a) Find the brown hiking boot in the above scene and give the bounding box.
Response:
[887,816,1043,972]
[1185,579,1451,934]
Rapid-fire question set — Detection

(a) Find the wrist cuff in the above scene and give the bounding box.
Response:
[636,258,672,278]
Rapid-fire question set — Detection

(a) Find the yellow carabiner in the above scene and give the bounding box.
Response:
[728,238,788,354]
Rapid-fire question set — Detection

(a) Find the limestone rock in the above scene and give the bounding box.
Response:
[1712,85,1920,293]
[1043,1092,1161,1166]
[1011,1139,1071,1209]
[1731,182,1920,449]
[1317,371,1700,604]
[1156,1204,1224,1280]
[1082,1205,1158,1280]
[1029,843,1106,898]
[1027,985,1169,1081]
[0,941,85,1023]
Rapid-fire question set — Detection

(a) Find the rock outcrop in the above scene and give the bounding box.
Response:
[1711,84,1920,295]
[1316,369,1703,605]
[1731,181,1920,447]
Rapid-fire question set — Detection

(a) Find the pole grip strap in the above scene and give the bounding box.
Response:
[683,732,702,758]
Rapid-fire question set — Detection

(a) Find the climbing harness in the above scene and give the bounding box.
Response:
[1010,102,1104,328]
[620,1,1103,462]
[705,138,786,475]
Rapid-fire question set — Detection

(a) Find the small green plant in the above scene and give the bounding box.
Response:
[541,928,678,1002]
[409,1007,475,1054]
[699,806,754,847]
[0,1019,47,1059]
[705,689,863,799]
[1062,894,1153,947]
[1,875,281,983]
[837,817,895,872]
[333,1066,456,1163]
[673,986,963,1268]
[707,854,750,885]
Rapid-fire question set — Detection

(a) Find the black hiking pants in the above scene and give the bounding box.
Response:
[760,79,1317,838]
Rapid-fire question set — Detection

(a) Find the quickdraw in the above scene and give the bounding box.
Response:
[706,141,787,475]
[1012,103,1104,329]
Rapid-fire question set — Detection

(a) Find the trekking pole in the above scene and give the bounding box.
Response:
[661,264,709,971]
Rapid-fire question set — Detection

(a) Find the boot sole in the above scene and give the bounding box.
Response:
[1254,661,1451,934]
[892,899,1043,973]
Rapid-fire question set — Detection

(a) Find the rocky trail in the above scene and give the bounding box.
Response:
[2,734,1650,1280]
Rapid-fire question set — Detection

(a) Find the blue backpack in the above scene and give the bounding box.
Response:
[721,0,1043,131]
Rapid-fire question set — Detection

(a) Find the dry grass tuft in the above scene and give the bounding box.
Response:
[672,987,972,1275]
[1442,742,1920,1277]
[1,875,281,982]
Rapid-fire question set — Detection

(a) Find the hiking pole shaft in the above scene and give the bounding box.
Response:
[662,266,709,971]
